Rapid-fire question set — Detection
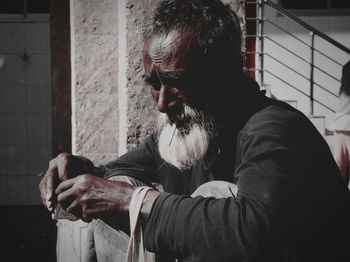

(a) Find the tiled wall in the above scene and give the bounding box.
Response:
[262,1,350,130]
[0,17,51,205]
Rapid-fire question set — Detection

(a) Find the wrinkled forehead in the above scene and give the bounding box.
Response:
[143,30,198,67]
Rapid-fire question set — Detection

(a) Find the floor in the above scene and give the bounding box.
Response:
[1,205,57,262]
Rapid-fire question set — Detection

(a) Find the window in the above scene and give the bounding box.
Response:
[0,0,24,14]
[332,0,350,9]
[0,0,49,15]
[280,0,350,15]
[28,0,50,14]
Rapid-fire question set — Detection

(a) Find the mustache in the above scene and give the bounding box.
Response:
[158,105,215,135]
[157,105,217,170]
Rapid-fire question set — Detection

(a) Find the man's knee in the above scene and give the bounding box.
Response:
[108,175,163,192]
[107,175,142,186]
[191,181,238,198]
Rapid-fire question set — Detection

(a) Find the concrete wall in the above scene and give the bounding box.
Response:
[57,0,246,261]
[71,0,120,164]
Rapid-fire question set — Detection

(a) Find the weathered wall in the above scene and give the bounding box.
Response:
[57,1,120,261]
[72,0,119,164]
[57,0,246,261]
[71,0,247,156]
[125,0,160,150]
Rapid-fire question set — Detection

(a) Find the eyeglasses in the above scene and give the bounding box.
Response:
[144,66,189,92]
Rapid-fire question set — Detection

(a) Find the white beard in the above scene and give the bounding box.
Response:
[157,105,215,170]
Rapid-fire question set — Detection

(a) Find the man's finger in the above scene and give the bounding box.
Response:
[39,177,49,208]
[57,187,75,206]
[39,174,57,211]
[57,153,71,180]
[45,172,56,202]
[56,177,78,195]
[44,158,58,201]
[66,199,81,217]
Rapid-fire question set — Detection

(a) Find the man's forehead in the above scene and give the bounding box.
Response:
[147,31,179,62]
[144,30,197,63]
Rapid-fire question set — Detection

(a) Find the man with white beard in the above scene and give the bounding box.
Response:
[39,0,350,261]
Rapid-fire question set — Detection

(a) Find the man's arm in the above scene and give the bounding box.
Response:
[39,133,160,211]
[95,133,160,183]
[53,109,300,260]
[142,110,300,261]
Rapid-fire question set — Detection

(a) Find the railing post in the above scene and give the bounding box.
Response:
[257,0,264,84]
[309,32,315,115]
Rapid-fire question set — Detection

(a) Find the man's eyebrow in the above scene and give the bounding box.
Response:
[143,71,184,81]
[160,71,185,80]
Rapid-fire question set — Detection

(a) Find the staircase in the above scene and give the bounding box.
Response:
[245,0,350,153]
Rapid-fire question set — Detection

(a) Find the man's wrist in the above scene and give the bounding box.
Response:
[140,190,160,226]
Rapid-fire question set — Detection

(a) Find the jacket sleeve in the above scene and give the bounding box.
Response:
[144,111,300,261]
[94,133,160,184]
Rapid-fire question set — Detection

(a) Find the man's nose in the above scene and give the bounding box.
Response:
[157,84,172,113]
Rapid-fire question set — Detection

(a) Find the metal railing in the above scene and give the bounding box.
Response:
[245,0,350,115]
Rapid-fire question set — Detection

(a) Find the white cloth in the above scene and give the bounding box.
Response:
[125,187,156,262]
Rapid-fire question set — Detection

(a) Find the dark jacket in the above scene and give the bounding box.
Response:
[97,93,350,262]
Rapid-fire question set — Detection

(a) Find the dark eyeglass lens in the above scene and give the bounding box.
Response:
[145,75,161,91]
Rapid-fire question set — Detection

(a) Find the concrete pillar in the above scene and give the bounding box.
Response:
[56,0,246,261]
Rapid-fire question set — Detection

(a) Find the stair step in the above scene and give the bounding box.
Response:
[307,115,335,151]
[283,99,298,109]
[257,82,272,87]
[325,128,334,136]
[308,115,326,136]
[259,83,272,97]
[324,133,334,154]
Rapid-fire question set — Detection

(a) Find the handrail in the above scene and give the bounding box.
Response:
[265,20,309,47]
[265,70,336,113]
[265,36,310,65]
[265,36,341,83]
[315,48,344,68]
[265,53,339,97]
[265,0,350,55]
[265,14,345,67]
[248,0,350,117]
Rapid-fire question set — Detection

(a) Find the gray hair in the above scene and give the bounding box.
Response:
[144,0,242,63]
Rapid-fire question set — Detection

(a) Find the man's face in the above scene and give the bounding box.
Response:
[143,30,201,124]
[143,30,216,170]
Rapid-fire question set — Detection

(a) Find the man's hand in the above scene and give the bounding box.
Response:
[38,153,95,212]
[55,174,160,224]
[55,174,135,222]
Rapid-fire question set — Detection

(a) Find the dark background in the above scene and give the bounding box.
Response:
[0,206,57,261]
